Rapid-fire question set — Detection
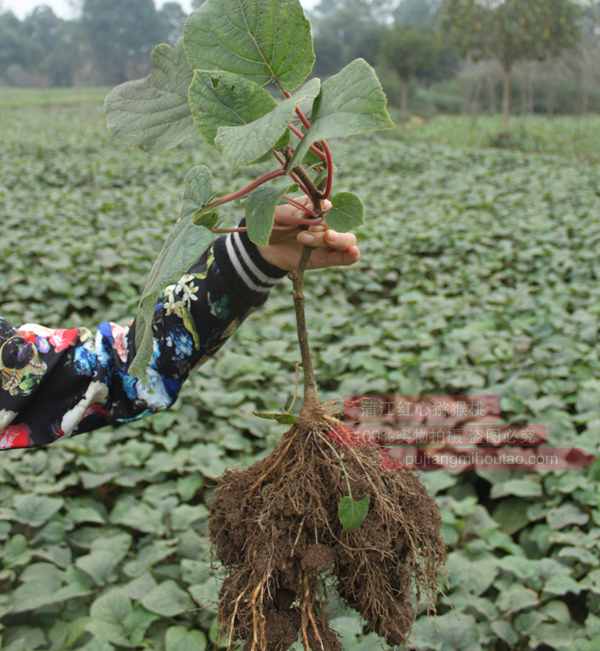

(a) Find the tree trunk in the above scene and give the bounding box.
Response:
[521,65,533,116]
[547,82,557,116]
[579,63,589,115]
[487,74,497,114]
[400,78,409,117]
[502,65,512,128]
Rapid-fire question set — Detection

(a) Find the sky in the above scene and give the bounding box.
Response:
[3,0,318,19]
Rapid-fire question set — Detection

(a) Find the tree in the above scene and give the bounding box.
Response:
[81,0,163,84]
[380,25,453,113]
[394,0,442,26]
[310,0,390,76]
[158,1,188,43]
[20,6,79,86]
[0,11,30,74]
[441,0,582,126]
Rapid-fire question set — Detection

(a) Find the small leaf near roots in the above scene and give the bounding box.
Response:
[326,192,365,232]
[253,411,297,425]
[184,0,315,91]
[104,39,196,152]
[289,58,396,168]
[338,495,370,531]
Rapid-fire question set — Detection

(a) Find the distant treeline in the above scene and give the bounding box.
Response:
[2,0,600,118]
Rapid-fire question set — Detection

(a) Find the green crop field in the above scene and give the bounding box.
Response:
[396,113,600,163]
[1,91,600,651]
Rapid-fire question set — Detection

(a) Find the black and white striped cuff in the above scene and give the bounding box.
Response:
[215,218,288,297]
[225,229,288,293]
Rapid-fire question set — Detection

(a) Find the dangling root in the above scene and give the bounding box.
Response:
[209,405,447,651]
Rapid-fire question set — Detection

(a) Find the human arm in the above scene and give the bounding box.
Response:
[0,202,359,451]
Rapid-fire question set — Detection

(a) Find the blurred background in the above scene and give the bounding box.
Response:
[3,3,600,651]
[1,0,600,121]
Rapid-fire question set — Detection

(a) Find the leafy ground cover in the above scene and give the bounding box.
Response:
[396,113,600,163]
[0,87,108,109]
[1,95,600,650]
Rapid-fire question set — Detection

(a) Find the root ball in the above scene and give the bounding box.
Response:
[209,412,446,651]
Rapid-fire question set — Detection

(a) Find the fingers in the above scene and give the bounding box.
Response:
[274,198,332,227]
[297,228,358,251]
[307,244,361,269]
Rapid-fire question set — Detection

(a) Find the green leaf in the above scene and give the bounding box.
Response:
[497,585,539,614]
[188,71,277,146]
[104,40,196,151]
[244,178,290,246]
[141,580,194,617]
[326,192,365,232]
[544,574,581,596]
[171,504,209,530]
[10,564,63,613]
[491,478,543,499]
[189,576,221,613]
[76,550,120,586]
[4,535,32,568]
[14,496,63,528]
[4,628,45,651]
[129,199,215,382]
[253,411,297,425]
[88,591,157,648]
[446,552,498,595]
[338,495,370,531]
[493,497,530,534]
[177,474,204,502]
[289,58,395,168]
[209,618,227,648]
[410,612,479,649]
[181,165,217,226]
[110,497,165,534]
[547,503,589,529]
[121,573,158,600]
[216,78,321,167]
[11,565,93,614]
[76,533,131,585]
[184,0,315,90]
[166,626,207,651]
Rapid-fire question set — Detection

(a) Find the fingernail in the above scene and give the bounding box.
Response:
[325,229,337,243]
[299,233,315,244]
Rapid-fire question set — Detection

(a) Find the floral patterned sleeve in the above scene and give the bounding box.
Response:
[0,223,288,451]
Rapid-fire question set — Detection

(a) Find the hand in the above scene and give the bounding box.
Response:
[257,197,361,272]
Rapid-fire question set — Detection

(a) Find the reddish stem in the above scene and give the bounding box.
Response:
[211,225,306,234]
[282,89,333,200]
[295,106,312,132]
[282,89,314,132]
[288,124,327,162]
[211,227,247,234]
[285,196,318,217]
[321,140,335,199]
[274,148,313,198]
[207,169,286,209]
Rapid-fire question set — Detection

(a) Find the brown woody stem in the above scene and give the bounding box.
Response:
[289,245,320,411]
[291,162,323,206]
